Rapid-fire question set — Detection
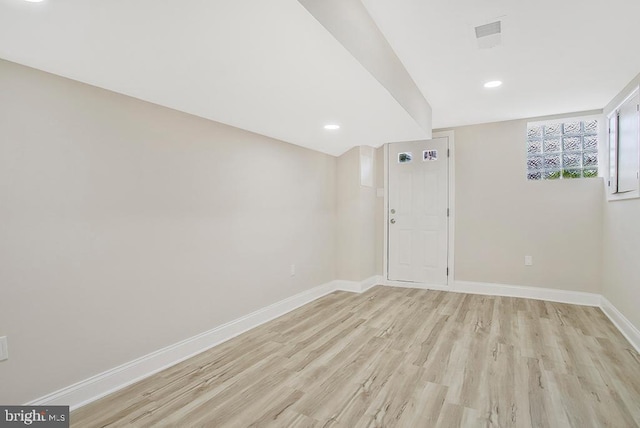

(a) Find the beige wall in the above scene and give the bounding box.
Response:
[2,52,635,406]
[358,153,378,281]
[0,59,336,404]
[437,118,604,292]
[602,72,640,331]
[336,147,360,280]
[336,147,378,281]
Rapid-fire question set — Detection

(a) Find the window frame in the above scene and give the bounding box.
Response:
[606,86,640,201]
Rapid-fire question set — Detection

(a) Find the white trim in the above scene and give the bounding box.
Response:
[605,86,640,202]
[609,85,640,117]
[383,143,389,281]
[382,279,639,353]
[27,277,384,410]
[26,277,640,411]
[381,278,601,306]
[433,130,455,286]
[333,280,362,293]
[361,275,384,292]
[334,275,384,293]
[381,278,450,291]
[382,280,601,306]
[28,281,336,410]
[600,296,640,353]
[451,280,601,306]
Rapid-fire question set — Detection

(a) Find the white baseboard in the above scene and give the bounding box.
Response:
[27,277,384,411]
[28,281,340,410]
[381,278,450,291]
[361,275,384,292]
[382,277,639,352]
[334,275,383,293]
[600,296,640,353]
[333,280,361,293]
[379,278,600,306]
[451,280,601,306]
[27,275,637,412]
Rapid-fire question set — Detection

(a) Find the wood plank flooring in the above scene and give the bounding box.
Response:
[71,286,640,427]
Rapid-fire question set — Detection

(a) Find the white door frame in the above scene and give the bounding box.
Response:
[383,130,455,290]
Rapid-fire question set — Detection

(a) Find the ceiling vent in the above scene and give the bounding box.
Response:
[475,21,502,49]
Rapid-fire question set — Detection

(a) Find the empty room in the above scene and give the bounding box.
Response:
[1,0,640,427]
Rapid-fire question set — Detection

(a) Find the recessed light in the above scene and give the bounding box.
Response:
[23,0,45,2]
[484,80,502,88]
[324,124,340,130]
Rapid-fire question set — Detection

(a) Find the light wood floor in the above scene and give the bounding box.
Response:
[72,286,640,427]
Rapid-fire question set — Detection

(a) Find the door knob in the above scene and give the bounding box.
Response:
[390,218,396,224]
[390,209,396,214]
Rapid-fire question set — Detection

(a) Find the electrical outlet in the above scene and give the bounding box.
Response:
[0,336,8,361]
[290,264,296,276]
[524,256,533,266]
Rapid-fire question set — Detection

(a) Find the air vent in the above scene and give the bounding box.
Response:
[475,21,501,38]
[474,20,502,49]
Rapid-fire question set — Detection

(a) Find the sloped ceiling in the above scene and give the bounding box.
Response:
[0,0,427,156]
[1,0,639,154]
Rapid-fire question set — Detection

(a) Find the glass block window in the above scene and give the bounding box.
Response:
[526,119,599,180]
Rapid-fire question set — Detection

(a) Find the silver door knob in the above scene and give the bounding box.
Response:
[390,218,396,224]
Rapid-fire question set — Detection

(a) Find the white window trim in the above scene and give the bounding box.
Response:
[606,86,640,202]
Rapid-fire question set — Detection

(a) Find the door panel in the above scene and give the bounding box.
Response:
[420,231,438,268]
[398,230,412,266]
[398,171,413,214]
[388,138,449,284]
[423,171,438,215]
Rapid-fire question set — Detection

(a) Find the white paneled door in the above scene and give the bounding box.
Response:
[388,138,449,285]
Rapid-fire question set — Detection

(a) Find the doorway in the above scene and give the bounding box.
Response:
[386,135,453,286]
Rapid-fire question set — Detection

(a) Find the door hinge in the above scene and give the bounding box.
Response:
[447,208,450,217]
[446,267,449,276]
[447,148,450,157]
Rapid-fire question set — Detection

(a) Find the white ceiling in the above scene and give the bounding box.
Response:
[1,0,639,155]
[361,0,640,129]
[0,0,427,156]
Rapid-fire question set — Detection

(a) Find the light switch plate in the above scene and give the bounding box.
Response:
[524,256,533,266]
[0,336,8,361]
